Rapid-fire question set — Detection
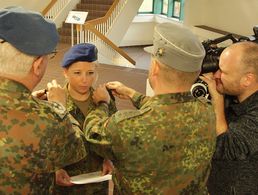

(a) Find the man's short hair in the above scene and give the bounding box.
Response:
[155,58,200,86]
[240,42,258,78]
[0,40,36,76]
[145,22,205,73]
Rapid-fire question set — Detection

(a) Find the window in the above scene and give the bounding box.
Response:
[162,0,168,15]
[138,0,184,21]
[173,0,181,18]
[139,0,154,13]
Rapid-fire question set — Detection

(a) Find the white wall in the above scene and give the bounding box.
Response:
[0,0,51,12]
[120,15,156,46]
[2,0,257,45]
[185,0,258,36]
[107,0,144,45]
[184,0,206,28]
[120,15,182,46]
[121,0,258,46]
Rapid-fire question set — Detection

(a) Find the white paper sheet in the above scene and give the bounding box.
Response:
[70,171,112,184]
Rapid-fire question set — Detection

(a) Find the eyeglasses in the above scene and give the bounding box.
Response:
[48,49,57,59]
[1,40,58,60]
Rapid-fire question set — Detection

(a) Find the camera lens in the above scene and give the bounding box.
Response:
[190,82,208,98]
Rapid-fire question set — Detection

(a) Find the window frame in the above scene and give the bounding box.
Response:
[161,0,169,15]
[172,0,181,19]
[138,0,184,21]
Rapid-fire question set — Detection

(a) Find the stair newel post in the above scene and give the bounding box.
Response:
[76,24,80,45]
[71,23,74,46]
[80,24,83,43]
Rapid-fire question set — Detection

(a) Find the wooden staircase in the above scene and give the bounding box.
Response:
[58,0,114,43]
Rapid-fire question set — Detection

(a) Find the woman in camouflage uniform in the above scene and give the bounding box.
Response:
[54,43,116,195]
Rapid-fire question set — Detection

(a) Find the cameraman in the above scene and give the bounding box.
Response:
[201,41,258,194]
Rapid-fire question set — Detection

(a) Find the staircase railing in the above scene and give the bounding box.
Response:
[75,0,136,66]
[42,0,67,19]
[77,23,135,66]
[42,0,135,66]
[85,0,128,37]
[42,0,81,28]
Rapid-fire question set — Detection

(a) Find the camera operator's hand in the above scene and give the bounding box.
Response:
[93,84,110,105]
[200,73,228,135]
[47,79,66,107]
[106,81,136,100]
[200,73,224,105]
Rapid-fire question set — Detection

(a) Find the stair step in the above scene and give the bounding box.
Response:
[59,0,114,43]
[58,28,77,36]
[59,35,81,44]
[74,8,107,17]
[86,15,98,21]
[77,4,111,12]
[59,36,72,44]
[81,0,114,5]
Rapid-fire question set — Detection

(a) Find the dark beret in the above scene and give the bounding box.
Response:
[0,6,59,56]
[61,43,98,68]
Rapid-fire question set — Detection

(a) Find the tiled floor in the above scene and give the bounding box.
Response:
[36,43,150,109]
[122,46,151,70]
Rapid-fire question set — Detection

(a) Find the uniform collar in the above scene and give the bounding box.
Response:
[64,82,94,111]
[146,91,196,107]
[230,90,258,115]
[0,77,30,95]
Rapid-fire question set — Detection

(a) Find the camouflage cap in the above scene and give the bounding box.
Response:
[145,23,205,72]
[0,6,59,56]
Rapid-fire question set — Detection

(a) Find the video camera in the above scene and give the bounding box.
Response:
[190,25,258,102]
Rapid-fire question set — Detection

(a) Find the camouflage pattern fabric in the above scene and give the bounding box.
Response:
[0,78,86,194]
[53,84,117,195]
[84,91,216,195]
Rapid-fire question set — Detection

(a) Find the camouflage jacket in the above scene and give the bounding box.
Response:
[0,78,86,195]
[84,91,216,195]
[54,85,117,195]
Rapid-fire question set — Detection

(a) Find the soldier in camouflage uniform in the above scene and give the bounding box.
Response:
[84,23,216,194]
[53,43,117,194]
[0,7,86,194]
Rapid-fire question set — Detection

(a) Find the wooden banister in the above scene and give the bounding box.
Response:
[195,25,243,39]
[79,23,135,65]
[87,0,120,25]
[42,0,58,16]
[43,0,133,66]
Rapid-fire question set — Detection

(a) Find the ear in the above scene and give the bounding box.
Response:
[63,68,68,79]
[152,59,161,76]
[241,73,255,87]
[32,57,44,76]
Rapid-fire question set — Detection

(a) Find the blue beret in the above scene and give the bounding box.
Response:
[61,43,98,68]
[0,6,59,56]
